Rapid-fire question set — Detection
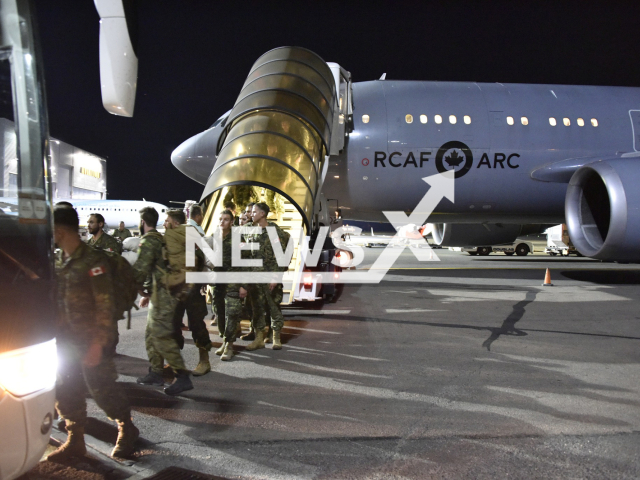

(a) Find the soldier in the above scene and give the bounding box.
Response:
[87,213,122,254]
[239,202,267,345]
[213,210,249,360]
[187,204,206,236]
[165,209,213,375]
[133,206,193,395]
[250,202,289,350]
[112,221,133,241]
[48,206,138,461]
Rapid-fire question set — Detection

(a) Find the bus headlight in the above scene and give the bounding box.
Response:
[0,339,57,397]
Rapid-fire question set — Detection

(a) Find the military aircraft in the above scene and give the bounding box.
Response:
[170,46,640,262]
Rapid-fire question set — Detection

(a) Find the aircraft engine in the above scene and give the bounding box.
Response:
[565,159,640,261]
[431,223,528,247]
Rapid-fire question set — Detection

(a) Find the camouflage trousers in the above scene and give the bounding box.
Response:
[212,284,226,337]
[55,337,131,429]
[223,293,243,342]
[146,289,186,373]
[255,283,284,331]
[172,285,212,351]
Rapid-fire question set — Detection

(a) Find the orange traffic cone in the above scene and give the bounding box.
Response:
[542,268,553,286]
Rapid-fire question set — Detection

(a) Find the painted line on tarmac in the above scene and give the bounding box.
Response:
[284,309,351,316]
[385,308,446,313]
[381,274,584,287]
[283,325,342,335]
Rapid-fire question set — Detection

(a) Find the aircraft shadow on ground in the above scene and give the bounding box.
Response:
[560,270,640,284]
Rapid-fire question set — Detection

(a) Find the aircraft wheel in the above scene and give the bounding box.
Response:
[515,244,530,256]
[505,252,514,256]
[477,247,492,256]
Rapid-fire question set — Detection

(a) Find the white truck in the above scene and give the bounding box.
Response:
[459,240,536,256]
[545,224,581,256]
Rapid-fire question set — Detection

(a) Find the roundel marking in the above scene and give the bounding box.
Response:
[435,141,473,178]
[362,158,370,166]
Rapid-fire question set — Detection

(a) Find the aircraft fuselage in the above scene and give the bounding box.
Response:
[322,80,640,224]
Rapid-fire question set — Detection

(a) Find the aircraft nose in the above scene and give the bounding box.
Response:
[171,128,220,185]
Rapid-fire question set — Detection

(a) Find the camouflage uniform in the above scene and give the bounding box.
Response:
[216,231,248,342]
[132,230,186,373]
[55,242,131,430]
[112,228,132,241]
[253,222,287,331]
[172,285,211,350]
[88,231,123,254]
[241,221,266,332]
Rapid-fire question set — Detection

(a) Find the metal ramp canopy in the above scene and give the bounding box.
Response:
[200,185,304,305]
[199,46,339,234]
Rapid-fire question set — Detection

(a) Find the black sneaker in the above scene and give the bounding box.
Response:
[164,371,193,396]
[136,368,164,386]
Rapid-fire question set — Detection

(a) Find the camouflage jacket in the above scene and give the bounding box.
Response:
[215,231,248,295]
[132,230,166,290]
[252,221,289,276]
[56,241,116,347]
[112,228,132,241]
[88,231,122,254]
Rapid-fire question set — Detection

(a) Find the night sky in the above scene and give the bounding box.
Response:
[33,1,640,207]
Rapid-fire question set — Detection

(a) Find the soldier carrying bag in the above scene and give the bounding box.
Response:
[91,248,142,330]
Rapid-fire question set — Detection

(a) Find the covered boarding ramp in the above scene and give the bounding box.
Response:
[198,47,352,303]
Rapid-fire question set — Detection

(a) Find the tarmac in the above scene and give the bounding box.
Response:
[25,248,640,479]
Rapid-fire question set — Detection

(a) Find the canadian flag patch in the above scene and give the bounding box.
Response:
[89,266,105,277]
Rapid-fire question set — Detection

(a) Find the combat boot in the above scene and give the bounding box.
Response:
[221,342,235,361]
[192,348,211,376]
[264,327,272,343]
[215,341,226,356]
[136,367,164,386]
[47,423,86,461]
[245,329,265,351]
[111,418,139,458]
[240,327,255,341]
[272,330,282,350]
[164,370,193,396]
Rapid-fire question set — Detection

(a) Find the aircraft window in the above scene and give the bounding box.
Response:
[405,114,413,124]
[591,118,598,127]
[362,115,370,124]
[449,115,457,124]
[420,115,427,124]
[577,118,585,127]
[506,116,514,126]
[521,117,529,126]
[435,115,442,124]
[549,117,557,126]
[563,118,570,126]
[464,115,471,124]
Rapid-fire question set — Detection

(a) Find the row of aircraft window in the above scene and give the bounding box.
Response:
[361,114,599,127]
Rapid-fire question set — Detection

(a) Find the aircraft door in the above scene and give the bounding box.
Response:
[630,110,640,152]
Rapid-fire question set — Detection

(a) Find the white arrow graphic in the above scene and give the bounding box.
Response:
[382,170,455,261]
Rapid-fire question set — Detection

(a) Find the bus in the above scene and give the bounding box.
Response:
[0,0,57,478]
